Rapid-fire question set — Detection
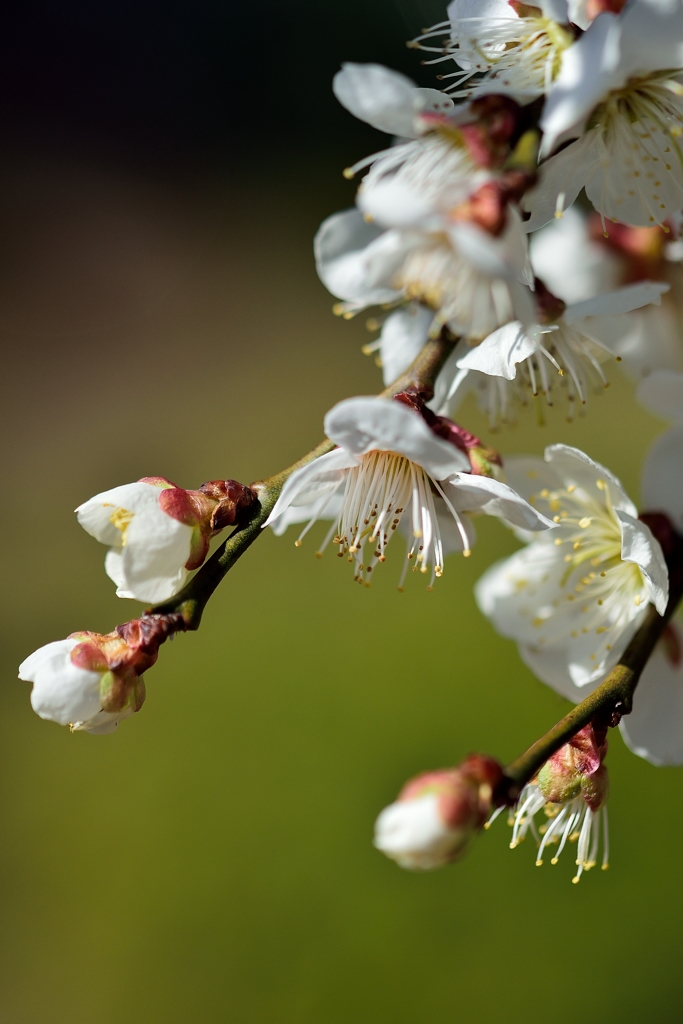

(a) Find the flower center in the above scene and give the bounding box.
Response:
[109,506,134,546]
[295,450,471,589]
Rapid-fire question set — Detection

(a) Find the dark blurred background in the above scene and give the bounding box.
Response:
[0,3,679,1022]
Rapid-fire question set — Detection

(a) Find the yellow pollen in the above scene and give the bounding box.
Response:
[109,506,134,544]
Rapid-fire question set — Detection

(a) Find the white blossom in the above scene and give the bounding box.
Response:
[315,206,534,345]
[265,396,554,586]
[446,279,669,418]
[412,0,577,102]
[524,2,683,230]
[475,444,669,689]
[76,481,193,603]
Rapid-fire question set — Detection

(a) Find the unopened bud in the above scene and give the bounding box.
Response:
[374,755,503,870]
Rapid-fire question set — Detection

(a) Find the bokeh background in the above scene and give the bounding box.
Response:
[0,2,680,1021]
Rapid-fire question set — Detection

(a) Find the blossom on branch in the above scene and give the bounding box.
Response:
[444,276,669,421]
[476,444,669,688]
[265,394,554,586]
[524,1,683,229]
[76,477,257,603]
[18,616,176,734]
[411,0,578,102]
[501,723,610,883]
[374,755,503,870]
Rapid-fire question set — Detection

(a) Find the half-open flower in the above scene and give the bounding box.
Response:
[18,618,167,734]
[76,477,256,603]
[524,3,683,229]
[475,444,669,689]
[265,395,554,586]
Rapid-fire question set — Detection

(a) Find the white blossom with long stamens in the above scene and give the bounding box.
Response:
[264,397,555,586]
[315,206,535,343]
[475,444,669,688]
[411,0,577,104]
[332,62,486,208]
[445,279,669,418]
[524,2,683,230]
[503,782,609,882]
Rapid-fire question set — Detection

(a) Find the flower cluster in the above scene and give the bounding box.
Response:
[16,0,683,884]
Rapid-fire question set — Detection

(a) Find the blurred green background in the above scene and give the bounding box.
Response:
[0,2,681,1021]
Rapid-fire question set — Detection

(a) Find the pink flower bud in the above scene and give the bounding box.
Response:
[374,755,503,870]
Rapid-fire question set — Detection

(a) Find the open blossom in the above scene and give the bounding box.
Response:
[76,477,256,603]
[316,204,534,346]
[264,395,554,586]
[374,755,503,870]
[475,444,669,689]
[444,277,669,420]
[17,619,168,734]
[412,0,578,102]
[500,723,610,883]
[332,62,486,207]
[530,207,683,376]
[524,1,683,230]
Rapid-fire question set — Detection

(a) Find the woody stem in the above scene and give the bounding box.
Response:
[499,547,683,804]
[148,330,457,630]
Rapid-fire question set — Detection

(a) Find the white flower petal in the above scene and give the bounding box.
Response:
[313,209,403,305]
[530,205,622,303]
[523,129,603,232]
[264,449,359,529]
[333,63,419,138]
[620,623,683,765]
[641,425,683,531]
[117,506,193,604]
[378,306,433,387]
[324,396,471,478]
[442,475,556,531]
[374,794,455,870]
[540,0,569,21]
[456,322,538,380]
[563,281,669,323]
[637,370,683,422]
[76,481,162,547]
[544,443,636,515]
[19,639,103,727]
[540,13,622,154]
[616,510,669,615]
[268,492,343,537]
